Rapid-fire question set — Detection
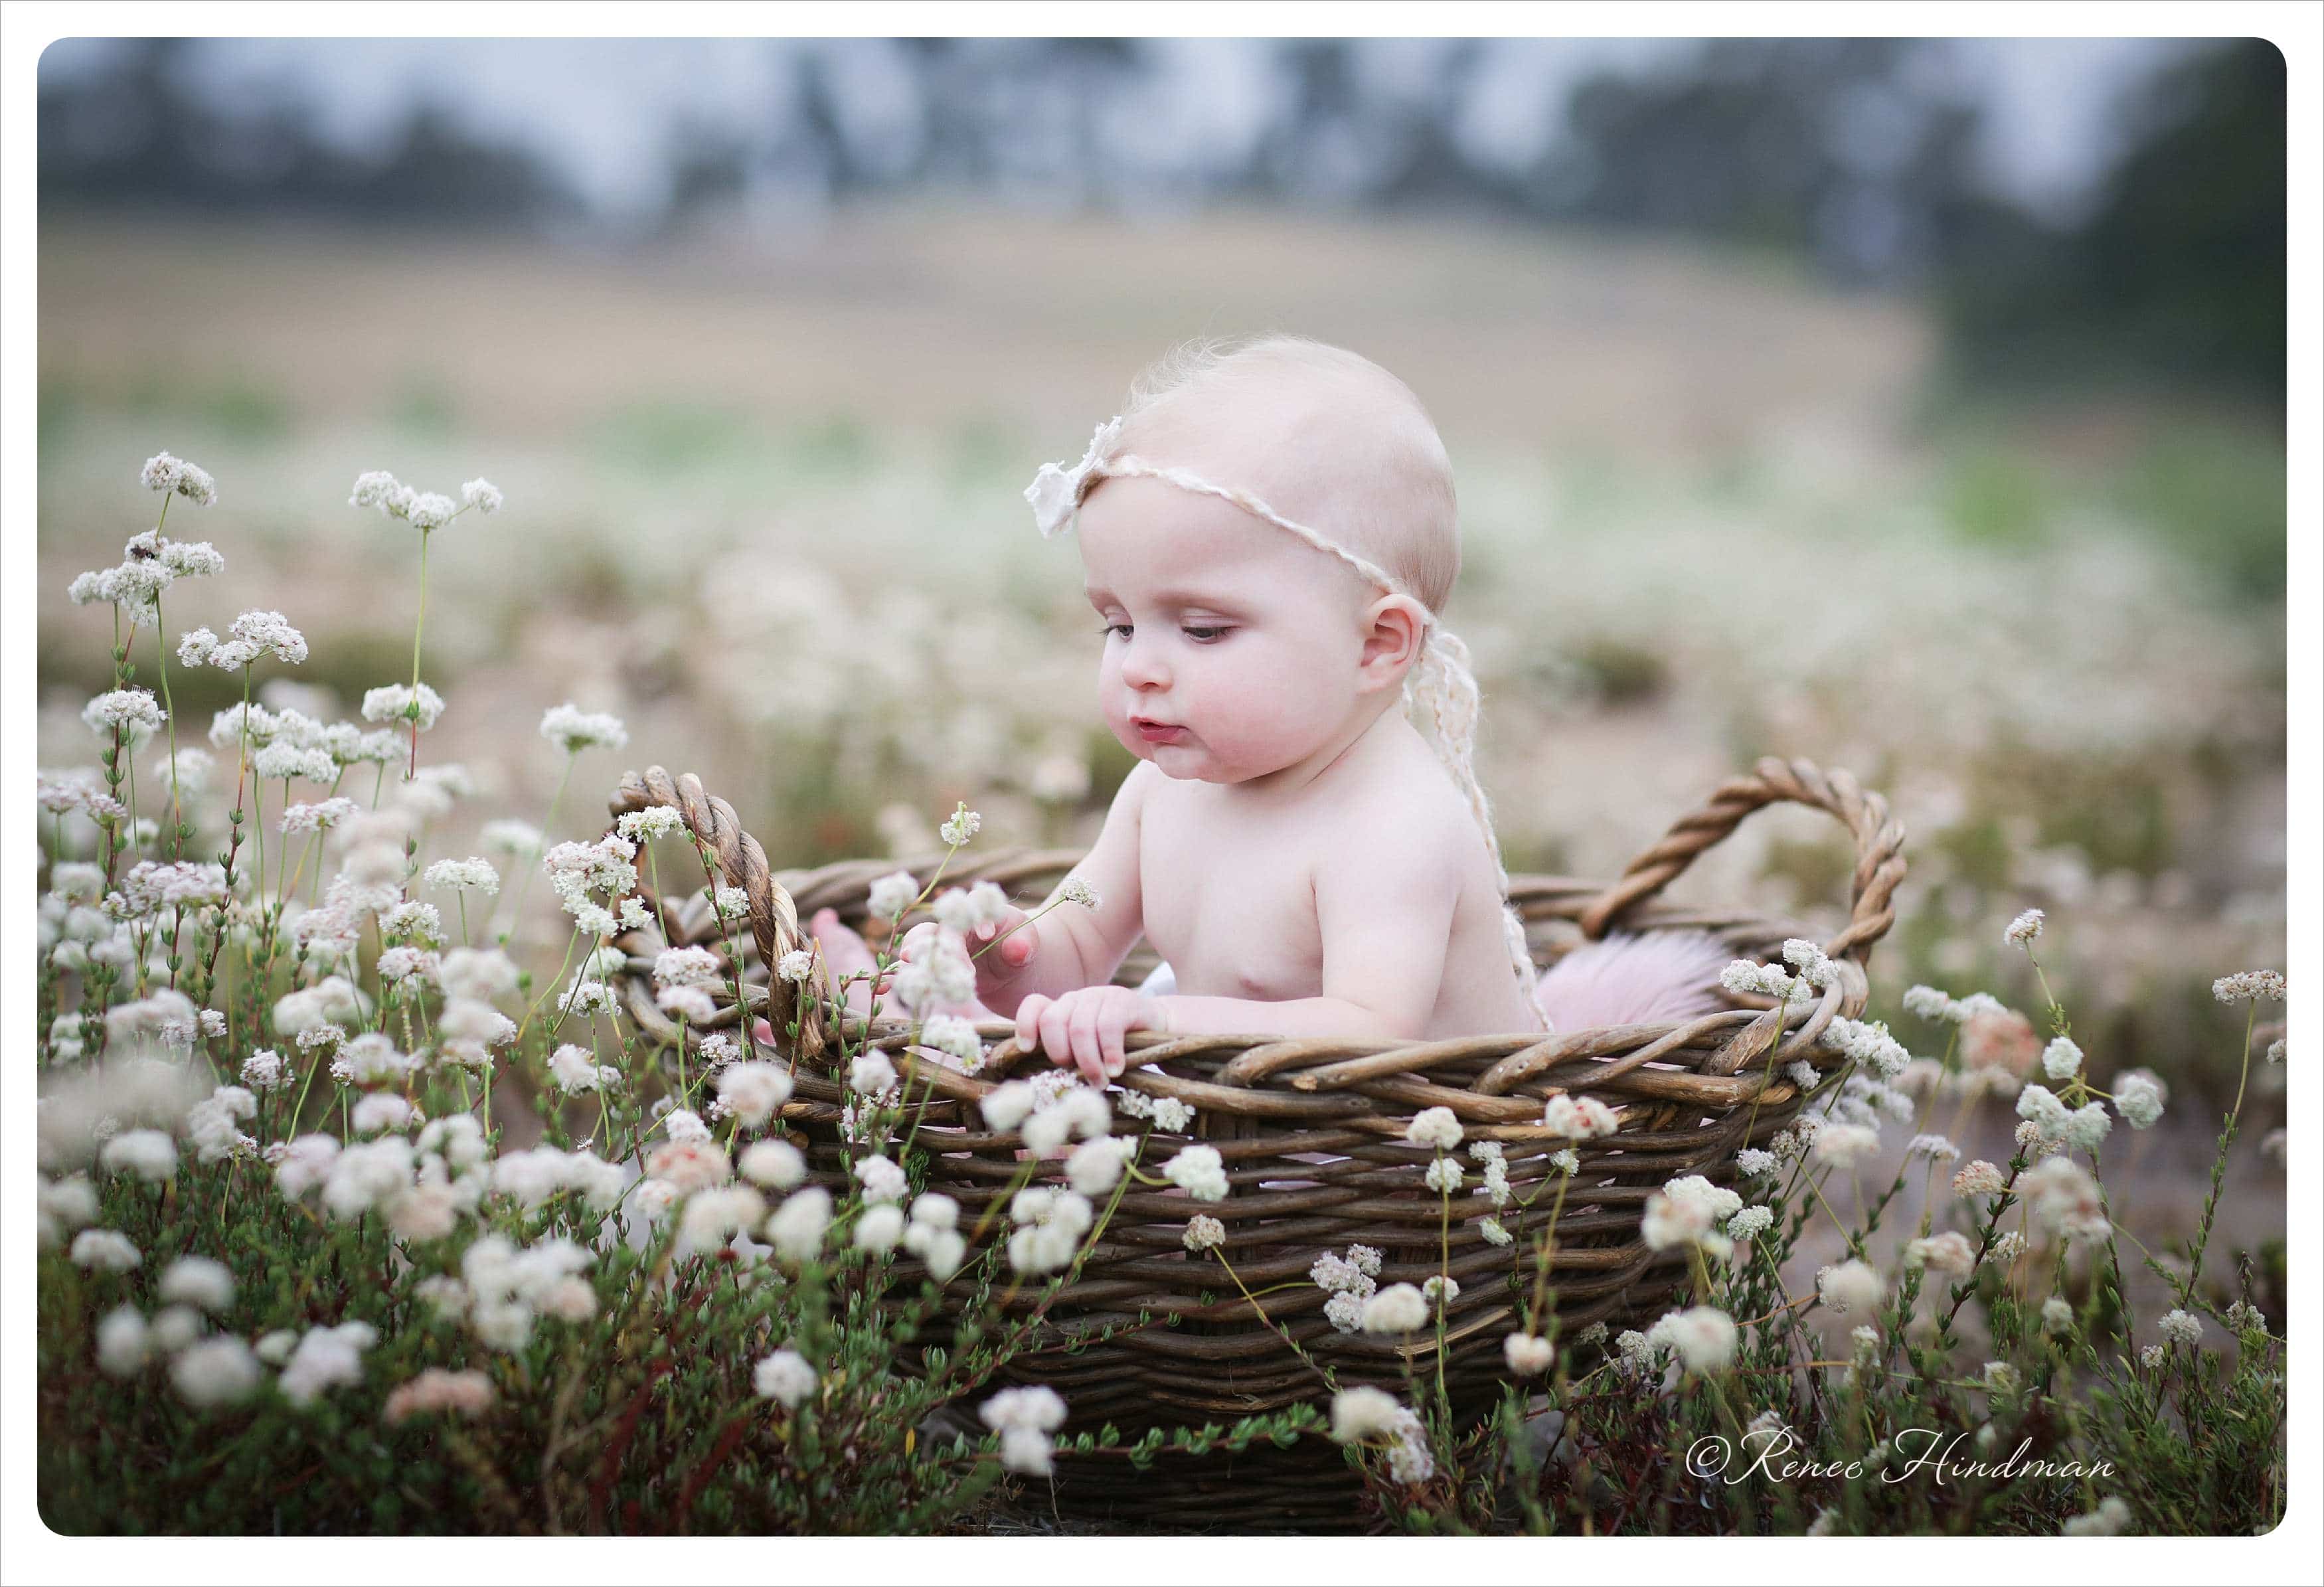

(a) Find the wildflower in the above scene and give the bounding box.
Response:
[1782,937,1837,989]
[1406,1106,1463,1151]
[2040,1296,2074,1337]
[1726,1205,1774,1242]
[1361,1284,1430,1334]
[753,1349,818,1410]
[537,703,627,756]
[1183,1214,1225,1252]
[1811,1123,1881,1167]
[423,858,500,897]
[766,1187,833,1261]
[656,985,718,1024]
[1641,1175,1741,1254]
[279,1321,378,1407]
[867,871,920,921]
[1006,1186,1094,1274]
[2210,969,2285,1004]
[2265,1038,2285,1065]
[2003,908,2044,949]
[99,1129,178,1183]
[847,1201,906,1254]
[95,1307,151,1377]
[2061,1496,2133,1537]
[2060,1101,2112,1154]
[546,1044,620,1096]
[1989,1230,2028,1263]
[361,683,446,732]
[851,1153,907,1206]
[1540,1094,1619,1138]
[903,1195,969,1276]
[1905,1133,1959,1163]
[2018,1156,2110,1242]
[384,1369,495,1426]
[980,1385,1068,1476]
[1503,1333,1554,1375]
[915,1013,985,1069]
[1479,1216,1513,1247]
[1904,1232,1976,1278]
[889,929,977,1015]
[736,1138,806,1191]
[2157,1309,2202,1348]
[1161,1143,1228,1202]
[1980,1361,2021,1396]
[280,797,362,836]
[171,1337,262,1409]
[849,1051,900,1100]
[1736,1147,1780,1178]
[83,689,167,739]
[2096,1070,2163,1135]
[1816,1259,1884,1315]
[2038,1037,2084,1082]
[774,949,817,984]
[1065,1135,1134,1197]
[351,1093,417,1134]
[481,819,544,859]
[710,1062,791,1128]
[1422,1275,1459,1305]
[1423,1157,1465,1193]
[939,804,981,846]
[1647,1306,1738,1372]
[1952,1159,2007,1197]
[70,1230,142,1272]
[2224,1300,2265,1333]
[980,1080,1038,1133]
[1057,875,1100,910]
[460,477,503,513]
[1329,1386,1411,1444]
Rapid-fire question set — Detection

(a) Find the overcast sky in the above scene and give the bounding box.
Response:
[40,35,2197,224]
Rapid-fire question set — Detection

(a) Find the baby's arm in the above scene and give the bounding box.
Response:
[1149,813,1462,1042]
[972,760,1153,1017]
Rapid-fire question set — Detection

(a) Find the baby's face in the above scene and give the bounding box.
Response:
[1078,475,1377,784]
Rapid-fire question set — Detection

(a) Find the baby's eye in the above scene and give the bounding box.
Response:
[1100,622,1131,641]
[1181,626,1230,643]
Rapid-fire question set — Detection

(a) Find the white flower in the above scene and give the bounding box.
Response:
[278,1321,378,1406]
[1024,416,1122,537]
[853,1203,906,1253]
[2157,1308,2202,1348]
[1422,1157,1464,1193]
[1725,1205,1774,1242]
[71,1229,142,1272]
[1065,1134,1134,1197]
[1405,1106,1463,1151]
[980,1080,1038,1132]
[1503,1333,1555,1375]
[853,1153,908,1205]
[774,948,817,984]
[351,1092,417,1134]
[2210,969,2285,1004]
[1005,1186,1095,1275]
[2062,1496,2133,1537]
[738,1139,806,1190]
[715,1062,794,1127]
[1479,1216,1512,1247]
[1361,1283,1430,1334]
[867,871,920,922]
[754,1349,818,1409]
[1540,1094,1619,1139]
[766,1187,834,1260]
[2041,1296,2075,1337]
[1327,1385,1414,1444]
[1981,1361,2021,1395]
[98,1128,179,1183]
[539,703,628,754]
[1056,875,1100,910]
[83,689,167,738]
[1161,1143,1228,1202]
[171,1337,263,1408]
[2003,908,2045,949]
[981,1385,1070,1475]
[939,805,981,847]
[1183,1214,1225,1252]
[1905,1133,1959,1163]
[548,1044,618,1095]
[95,1307,151,1377]
[424,857,500,896]
[2113,1070,2166,1129]
[1641,1174,1741,1254]
[2040,1036,2084,1080]
[1904,1232,1976,1278]
[1647,1306,1737,1372]
[1422,1275,1459,1305]
[847,1050,901,1100]
[1816,1258,1884,1315]
[1782,937,1837,989]
[1811,1123,1881,1167]
[460,477,503,513]
[361,683,446,732]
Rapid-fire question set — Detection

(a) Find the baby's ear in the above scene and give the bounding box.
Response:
[1357,594,1428,679]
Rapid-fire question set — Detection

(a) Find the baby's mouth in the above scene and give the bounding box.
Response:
[1131,717,1187,744]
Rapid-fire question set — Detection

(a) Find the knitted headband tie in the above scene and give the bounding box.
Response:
[1027,416,1546,1031]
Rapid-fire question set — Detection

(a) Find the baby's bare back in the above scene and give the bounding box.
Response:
[1135,712,1540,1037]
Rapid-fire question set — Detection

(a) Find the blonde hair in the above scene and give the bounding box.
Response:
[1115,333,1463,615]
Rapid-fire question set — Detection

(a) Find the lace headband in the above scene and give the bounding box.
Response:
[1027,417,1547,1031]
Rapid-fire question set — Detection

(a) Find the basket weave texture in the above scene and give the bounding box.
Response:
[602,756,1905,1439]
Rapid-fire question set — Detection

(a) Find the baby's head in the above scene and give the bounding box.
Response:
[1071,335,1461,783]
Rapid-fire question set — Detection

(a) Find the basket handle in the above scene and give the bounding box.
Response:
[1576,754,1907,969]
[608,766,832,1060]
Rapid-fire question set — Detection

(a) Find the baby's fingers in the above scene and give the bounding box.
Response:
[1014,994,1050,1056]
[1068,997,1110,1088]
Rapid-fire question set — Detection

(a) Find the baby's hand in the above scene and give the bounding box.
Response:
[1015,985,1167,1087]
[892,909,1041,1008]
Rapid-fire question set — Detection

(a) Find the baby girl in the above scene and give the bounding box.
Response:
[835,335,1729,1085]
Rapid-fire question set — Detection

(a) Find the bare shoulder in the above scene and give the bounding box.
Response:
[1310,734,1477,873]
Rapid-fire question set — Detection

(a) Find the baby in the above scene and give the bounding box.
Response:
[861,335,1729,1085]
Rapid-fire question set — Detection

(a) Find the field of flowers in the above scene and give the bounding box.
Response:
[31,216,2286,1535]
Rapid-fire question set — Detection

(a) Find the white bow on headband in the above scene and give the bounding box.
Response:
[1023,416,1123,539]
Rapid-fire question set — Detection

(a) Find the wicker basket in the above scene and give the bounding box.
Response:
[600,756,1904,1458]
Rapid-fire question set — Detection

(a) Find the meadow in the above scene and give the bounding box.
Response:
[32,210,2287,1534]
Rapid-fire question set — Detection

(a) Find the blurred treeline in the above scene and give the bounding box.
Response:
[39,37,2284,400]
